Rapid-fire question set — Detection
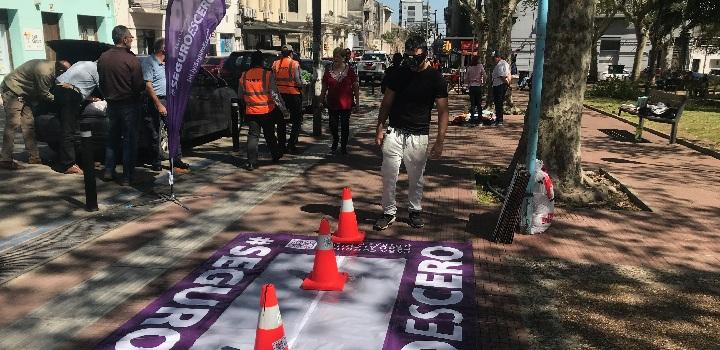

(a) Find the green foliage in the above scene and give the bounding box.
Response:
[586,79,642,100]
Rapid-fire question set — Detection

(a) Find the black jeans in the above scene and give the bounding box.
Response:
[246,114,280,165]
[144,97,165,167]
[54,86,83,170]
[281,93,303,147]
[468,86,483,119]
[493,83,508,123]
[104,101,140,181]
[329,109,350,151]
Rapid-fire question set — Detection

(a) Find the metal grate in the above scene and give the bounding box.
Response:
[491,165,529,244]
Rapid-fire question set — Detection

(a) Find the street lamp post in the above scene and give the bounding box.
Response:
[312,0,322,136]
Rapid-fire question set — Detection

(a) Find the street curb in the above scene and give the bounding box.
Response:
[583,104,720,161]
[597,167,654,212]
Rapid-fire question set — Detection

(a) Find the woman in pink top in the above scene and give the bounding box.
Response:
[464,56,486,123]
[321,47,360,154]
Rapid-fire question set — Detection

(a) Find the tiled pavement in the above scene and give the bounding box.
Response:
[0,89,718,349]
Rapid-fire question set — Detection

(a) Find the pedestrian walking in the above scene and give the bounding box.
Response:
[54,60,100,175]
[373,36,449,230]
[272,44,303,154]
[321,47,360,155]
[381,53,403,94]
[491,50,511,126]
[239,50,287,171]
[140,38,190,174]
[0,59,70,170]
[97,25,145,186]
[465,56,486,124]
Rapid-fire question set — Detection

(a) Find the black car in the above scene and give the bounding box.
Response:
[34,40,240,161]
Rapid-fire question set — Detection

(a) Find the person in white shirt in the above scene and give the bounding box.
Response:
[491,50,511,126]
[464,56,486,124]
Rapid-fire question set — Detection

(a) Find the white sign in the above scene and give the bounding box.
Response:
[22,29,43,51]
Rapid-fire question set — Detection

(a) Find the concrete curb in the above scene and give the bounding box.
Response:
[597,167,654,212]
[583,104,720,161]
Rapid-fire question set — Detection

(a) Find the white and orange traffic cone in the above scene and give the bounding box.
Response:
[254,284,289,350]
[301,217,349,291]
[332,187,366,244]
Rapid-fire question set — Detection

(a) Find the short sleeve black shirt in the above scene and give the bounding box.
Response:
[387,66,448,135]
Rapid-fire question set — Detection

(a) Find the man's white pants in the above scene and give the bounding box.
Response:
[381,127,429,216]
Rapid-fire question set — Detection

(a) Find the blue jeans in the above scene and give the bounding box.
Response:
[105,102,139,181]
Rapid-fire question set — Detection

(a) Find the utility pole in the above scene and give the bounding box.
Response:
[433,10,437,39]
[425,0,429,43]
[312,0,322,136]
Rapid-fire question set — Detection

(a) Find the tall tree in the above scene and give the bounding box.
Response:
[622,0,655,81]
[507,0,596,199]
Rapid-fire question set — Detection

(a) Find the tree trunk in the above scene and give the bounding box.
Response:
[631,24,648,81]
[536,0,595,197]
[589,41,599,82]
[484,0,519,112]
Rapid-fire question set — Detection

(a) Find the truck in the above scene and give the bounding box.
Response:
[356,51,390,85]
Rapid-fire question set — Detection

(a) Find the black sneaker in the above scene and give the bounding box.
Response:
[244,162,256,171]
[408,211,424,228]
[174,160,190,169]
[373,214,396,231]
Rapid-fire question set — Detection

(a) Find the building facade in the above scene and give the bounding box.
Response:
[0,0,115,80]
[399,0,434,44]
[348,0,392,51]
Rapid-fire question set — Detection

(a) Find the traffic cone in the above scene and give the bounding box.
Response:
[332,187,366,244]
[301,218,349,291]
[254,284,289,350]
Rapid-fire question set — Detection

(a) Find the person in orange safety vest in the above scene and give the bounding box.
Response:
[272,44,304,154]
[239,50,288,171]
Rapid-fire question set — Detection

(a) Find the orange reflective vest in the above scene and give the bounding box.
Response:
[240,68,275,115]
[272,57,301,95]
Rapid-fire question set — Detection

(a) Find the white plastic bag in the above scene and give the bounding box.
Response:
[523,160,555,235]
[81,100,107,116]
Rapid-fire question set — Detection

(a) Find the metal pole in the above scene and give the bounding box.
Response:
[79,122,98,212]
[523,0,548,229]
[231,100,240,152]
[311,0,323,137]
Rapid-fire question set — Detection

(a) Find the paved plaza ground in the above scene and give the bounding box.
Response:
[0,89,718,349]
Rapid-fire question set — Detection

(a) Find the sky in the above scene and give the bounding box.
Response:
[385,0,448,35]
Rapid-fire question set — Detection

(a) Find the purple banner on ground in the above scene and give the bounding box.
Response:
[95,234,478,350]
[165,0,225,159]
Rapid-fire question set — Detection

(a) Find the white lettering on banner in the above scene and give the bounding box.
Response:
[400,341,459,350]
[404,246,465,347]
[142,307,209,328]
[116,327,181,350]
[169,0,217,95]
[115,243,272,348]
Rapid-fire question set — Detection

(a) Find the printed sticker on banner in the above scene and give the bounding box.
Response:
[285,239,317,250]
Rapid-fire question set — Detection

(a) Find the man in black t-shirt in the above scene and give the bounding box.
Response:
[373,36,449,230]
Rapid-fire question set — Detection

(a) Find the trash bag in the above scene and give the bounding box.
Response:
[522,160,555,235]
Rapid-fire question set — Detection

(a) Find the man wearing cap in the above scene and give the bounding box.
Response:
[373,36,449,230]
[272,44,304,154]
[491,50,512,126]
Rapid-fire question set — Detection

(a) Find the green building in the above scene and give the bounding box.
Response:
[0,0,115,80]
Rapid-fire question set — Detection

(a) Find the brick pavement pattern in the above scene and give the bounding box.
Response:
[0,89,718,349]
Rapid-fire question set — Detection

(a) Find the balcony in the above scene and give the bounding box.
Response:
[129,0,168,14]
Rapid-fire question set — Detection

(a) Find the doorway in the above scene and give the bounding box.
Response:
[42,12,61,60]
[0,9,13,76]
[78,15,98,41]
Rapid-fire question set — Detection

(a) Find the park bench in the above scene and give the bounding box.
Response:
[617,90,688,144]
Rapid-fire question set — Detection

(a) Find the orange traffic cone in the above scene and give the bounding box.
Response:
[254,284,289,350]
[301,218,349,291]
[332,187,366,244]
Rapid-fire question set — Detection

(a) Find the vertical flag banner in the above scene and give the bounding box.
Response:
[165,0,226,159]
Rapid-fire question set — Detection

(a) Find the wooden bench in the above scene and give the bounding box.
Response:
[617,90,688,144]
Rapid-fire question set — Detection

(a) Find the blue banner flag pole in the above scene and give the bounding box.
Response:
[523,0,548,229]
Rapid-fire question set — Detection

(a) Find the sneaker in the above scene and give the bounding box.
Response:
[244,162,256,171]
[373,213,396,231]
[174,160,190,169]
[0,160,22,170]
[408,211,424,228]
[63,164,84,175]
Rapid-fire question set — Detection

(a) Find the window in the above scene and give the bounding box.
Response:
[289,0,299,13]
[599,39,620,51]
[78,15,98,41]
[407,6,415,18]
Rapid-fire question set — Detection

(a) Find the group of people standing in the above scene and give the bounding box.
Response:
[464,50,513,126]
[0,25,188,185]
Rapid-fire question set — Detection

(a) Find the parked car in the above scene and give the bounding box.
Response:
[219,50,280,90]
[357,51,390,85]
[600,64,630,80]
[203,55,227,76]
[34,40,239,161]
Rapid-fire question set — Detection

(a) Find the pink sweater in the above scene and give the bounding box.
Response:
[465,64,486,87]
